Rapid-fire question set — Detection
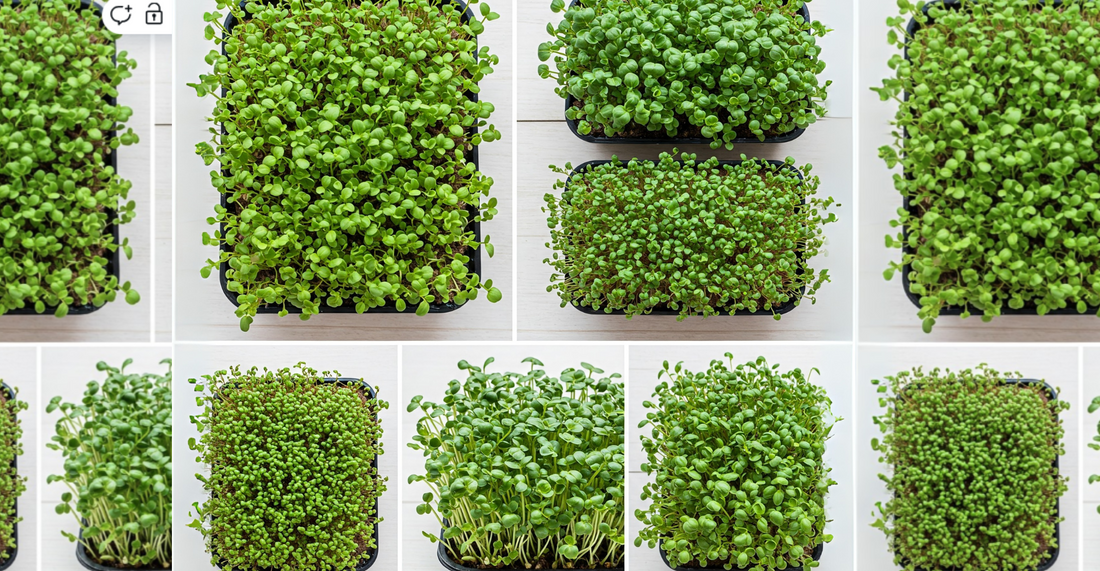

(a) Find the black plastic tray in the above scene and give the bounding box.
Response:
[897,0,1096,317]
[657,539,822,570]
[437,529,623,571]
[561,0,811,145]
[893,379,1061,571]
[4,0,120,316]
[208,378,380,571]
[0,384,17,570]
[76,534,169,571]
[558,159,808,316]
[215,0,483,315]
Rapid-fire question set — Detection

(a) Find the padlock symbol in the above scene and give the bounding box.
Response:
[146,2,163,25]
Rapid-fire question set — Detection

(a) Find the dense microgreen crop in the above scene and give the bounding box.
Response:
[544,151,836,319]
[635,355,836,570]
[47,360,172,569]
[871,365,1066,571]
[0,0,140,316]
[539,0,829,148]
[0,383,26,562]
[191,0,503,331]
[875,0,1100,332]
[189,363,387,570]
[408,358,625,569]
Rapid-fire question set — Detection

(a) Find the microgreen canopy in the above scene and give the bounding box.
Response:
[539,0,829,148]
[0,0,140,317]
[189,363,387,570]
[46,359,172,569]
[0,383,26,563]
[636,355,836,570]
[876,0,1100,332]
[544,151,835,320]
[871,365,1066,571]
[408,357,625,569]
[191,0,504,331]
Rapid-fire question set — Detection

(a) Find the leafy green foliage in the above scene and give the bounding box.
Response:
[0,0,140,317]
[544,151,836,320]
[635,355,836,570]
[189,363,387,570]
[870,365,1067,571]
[47,359,172,569]
[191,0,503,331]
[875,0,1100,332]
[408,357,625,569]
[0,383,26,561]
[1089,395,1100,513]
[539,0,829,148]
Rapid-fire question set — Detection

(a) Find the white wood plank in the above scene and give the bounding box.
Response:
[1085,501,1100,568]
[156,125,173,342]
[0,348,38,571]
[174,0,514,341]
[1084,349,1100,504]
[0,35,155,342]
[517,0,853,122]
[517,118,854,340]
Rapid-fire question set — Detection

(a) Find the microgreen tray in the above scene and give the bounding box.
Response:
[0,384,16,571]
[436,533,624,571]
[76,534,170,571]
[560,158,807,317]
[895,379,1061,571]
[657,539,823,571]
[561,0,810,145]
[215,0,483,315]
[207,378,381,571]
[5,0,121,317]
[897,0,1097,317]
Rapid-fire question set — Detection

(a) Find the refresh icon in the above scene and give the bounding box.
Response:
[109,4,132,26]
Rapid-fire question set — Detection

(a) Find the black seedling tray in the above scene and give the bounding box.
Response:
[4,0,121,317]
[657,539,823,571]
[897,0,1097,317]
[560,159,807,317]
[76,533,170,571]
[209,378,381,571]
[0,384,17,571]
[562,0,811,145]
[437,529,624,571]
[894,379,1061,571]
[216,0,483,315]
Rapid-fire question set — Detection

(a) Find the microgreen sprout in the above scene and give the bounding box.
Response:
[544,151,836,320]
[46,359,172,569]
[408,357,625,569]
[635,355,837,570]
[0,0,140,317]
[191,0,504,331]
[0,383,25,563]
[871,365,1066,570]
[875,0,1100,332]
[188,363,387,570]
[1089,395,1100,513]
[539,0,830,148]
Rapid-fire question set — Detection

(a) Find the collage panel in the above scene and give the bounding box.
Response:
[39,344,172,571]
[0,347,35,571]
[402,344,627,571]
[628,344,853,570]
[517,0,854,341]
[1085,347,1100,570]
[173,0,514,342]
[857,344,1081,571]
[172,343,398,571]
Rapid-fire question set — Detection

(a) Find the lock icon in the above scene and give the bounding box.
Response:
[146,2,163,25]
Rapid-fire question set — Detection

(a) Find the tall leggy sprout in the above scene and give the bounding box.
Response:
[408,358,626,569]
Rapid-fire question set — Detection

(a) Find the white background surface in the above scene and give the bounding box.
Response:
[856,345,1082,571]
[173,0,514,341]
[1083,347,1100,569]
[401,345,626,571]
[172,343,399,571]
[39,345,172,571]
[628,344,855,570]
[0,33,172,343]
[516,0,854,340]
[0,347,37,571]
[857,1,1100,342]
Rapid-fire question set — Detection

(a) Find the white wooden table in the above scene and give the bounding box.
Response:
[517,0,855,340]
[173,0,514,341]
[0,347,38,571]
[1084,347,1100,569]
